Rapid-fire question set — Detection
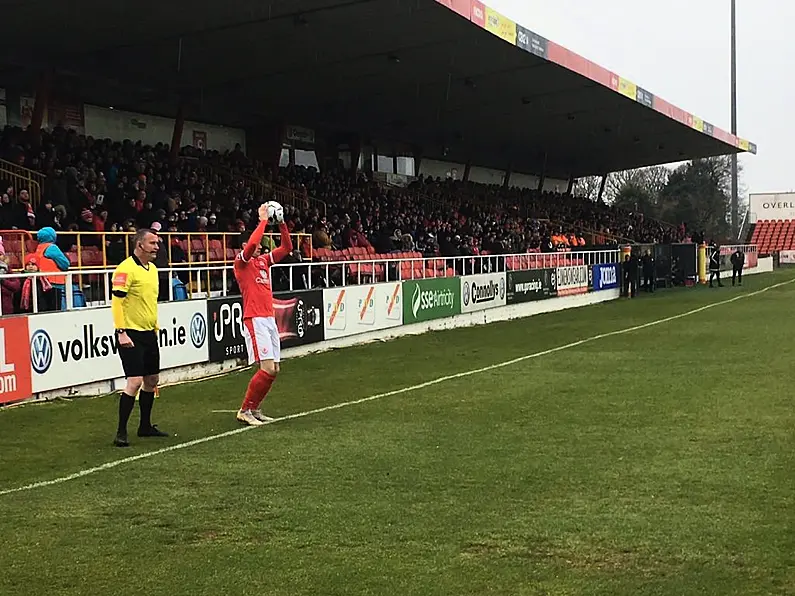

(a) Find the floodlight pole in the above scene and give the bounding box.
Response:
[730,0,739,239]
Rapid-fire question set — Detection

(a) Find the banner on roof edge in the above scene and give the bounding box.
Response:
[515,25,548,58]
[485,7,516,44]
[618,78,636,100]
[635,86,653,108]
[470,0,486,28]
[434,0,469,18]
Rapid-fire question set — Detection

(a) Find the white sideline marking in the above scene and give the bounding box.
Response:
[1,278,792,498]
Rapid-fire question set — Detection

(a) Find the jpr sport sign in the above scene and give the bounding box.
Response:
[28,301,209,393]
[506,268,557,304]
[461,273,506,313]
[323,282,403,340]
[592,264,620,291]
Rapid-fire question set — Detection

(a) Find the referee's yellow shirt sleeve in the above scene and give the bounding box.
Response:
[111,295,126,329]
[111,263,132,329]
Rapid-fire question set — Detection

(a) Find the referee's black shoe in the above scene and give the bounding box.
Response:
[138,425,169,438]
[113,431,130,447]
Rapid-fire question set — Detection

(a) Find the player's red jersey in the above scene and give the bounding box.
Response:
[234,221,292,319]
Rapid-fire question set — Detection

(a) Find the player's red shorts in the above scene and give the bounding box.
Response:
[242,317,281,365]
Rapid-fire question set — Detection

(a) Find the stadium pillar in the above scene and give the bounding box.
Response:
[350,136,361,177]
[271,125,285,177]
[393,154,399,175]
[730,0,739,238]
[314,137,328,173]
[28,71,52,146]
[412,145,422,177]
[170,102,185,162]
[537,152,548,191]
[463,161,471,182]
[566,176,574,194]
[597,174,608,203]
[503,166,512,188]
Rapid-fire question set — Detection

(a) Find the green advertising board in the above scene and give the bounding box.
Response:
[402,277,461,323]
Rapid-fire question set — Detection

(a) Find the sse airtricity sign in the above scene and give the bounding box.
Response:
[403,278,460,324]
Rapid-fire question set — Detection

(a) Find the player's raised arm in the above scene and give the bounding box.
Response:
[270,222,293,264]
[241,207,270,262]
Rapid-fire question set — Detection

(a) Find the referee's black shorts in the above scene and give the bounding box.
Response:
[118,330,161,378]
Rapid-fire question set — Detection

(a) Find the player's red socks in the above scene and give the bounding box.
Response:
[241,370,276,411]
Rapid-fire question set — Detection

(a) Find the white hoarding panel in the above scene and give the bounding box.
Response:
[460,273,506,313]
[323,283,403,340]
[29,301,208,393]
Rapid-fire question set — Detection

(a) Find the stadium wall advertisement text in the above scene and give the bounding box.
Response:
[0,257,653,405]
[592,264,620,291]
[461,273,506,313]
[207,296,246,363]
[749,193,795,222]
[556,266,591,296]
[0,316,33,404]
[323,282,403,340]
[506,269,557,304]
[28,302,209,393]
[206,290,325,362]
[402,278,461,324]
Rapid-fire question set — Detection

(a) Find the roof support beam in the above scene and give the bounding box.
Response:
[597,173,608,203]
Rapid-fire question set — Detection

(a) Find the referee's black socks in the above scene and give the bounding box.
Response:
[139,390,155,429]
[118,393,135,434]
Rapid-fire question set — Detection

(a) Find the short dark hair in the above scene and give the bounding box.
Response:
[240,229,254,245]
[134,228,157,248]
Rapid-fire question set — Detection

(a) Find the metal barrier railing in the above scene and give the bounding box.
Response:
[0,229,313,269]
[0,159,45,208]
[0,249,621,315]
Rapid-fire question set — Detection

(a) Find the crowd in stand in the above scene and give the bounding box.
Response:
[0,126,687,305]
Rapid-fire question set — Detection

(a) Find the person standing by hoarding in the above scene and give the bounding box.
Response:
[234,203,292,427]
[731,248,745,286]
[709,241,723,288]
[641,250,655,293]
[111,228,168,447]
[622,252,639,298]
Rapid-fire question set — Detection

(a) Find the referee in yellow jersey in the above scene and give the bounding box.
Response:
[111,228,169,447]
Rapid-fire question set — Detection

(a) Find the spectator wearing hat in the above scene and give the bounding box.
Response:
[19,255,55,312]
[0,247,20,315]
[33,227,70,310]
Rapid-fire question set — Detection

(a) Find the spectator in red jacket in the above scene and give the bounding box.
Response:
[0,256,20,315]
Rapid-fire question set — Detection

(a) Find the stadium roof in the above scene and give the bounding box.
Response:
[0,0,757,179]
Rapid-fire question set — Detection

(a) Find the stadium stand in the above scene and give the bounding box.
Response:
[748,220,795,255]
[0,127,685,279]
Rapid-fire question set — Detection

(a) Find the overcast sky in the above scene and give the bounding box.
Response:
[487,0,793,196]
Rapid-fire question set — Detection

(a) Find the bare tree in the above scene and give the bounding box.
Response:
[572,176,601,201]
[602,166,671,205]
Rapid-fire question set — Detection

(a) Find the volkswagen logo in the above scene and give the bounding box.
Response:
[30,329,53,374]
[190,313,207,348]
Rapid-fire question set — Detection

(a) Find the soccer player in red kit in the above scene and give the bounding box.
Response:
[234,203,293,426]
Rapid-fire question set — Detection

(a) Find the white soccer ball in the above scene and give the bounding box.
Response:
[265,201,284,224]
